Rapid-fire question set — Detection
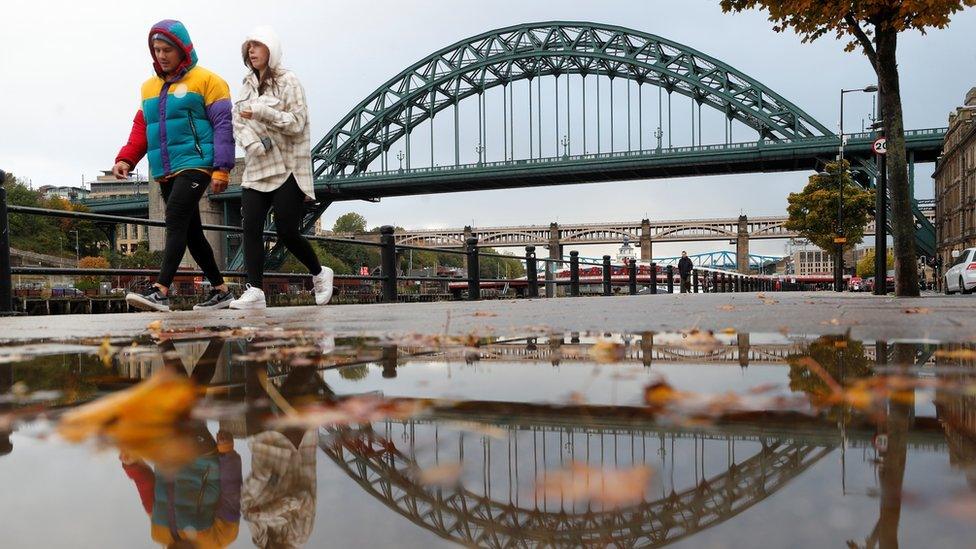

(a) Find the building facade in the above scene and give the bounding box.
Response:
[84,170,151,255]
[934,87,976,267]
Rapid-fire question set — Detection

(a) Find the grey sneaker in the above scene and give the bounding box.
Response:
[194,289,235,310]
[126,287,170,312]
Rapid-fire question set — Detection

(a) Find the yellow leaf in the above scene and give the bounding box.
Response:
[589,339,626,363]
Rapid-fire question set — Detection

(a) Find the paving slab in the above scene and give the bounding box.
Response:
[2,292,975,343]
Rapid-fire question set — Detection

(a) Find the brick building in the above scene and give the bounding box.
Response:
[934,87,976,267]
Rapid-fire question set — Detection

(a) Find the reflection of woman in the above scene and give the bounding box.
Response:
[241,429,318,548]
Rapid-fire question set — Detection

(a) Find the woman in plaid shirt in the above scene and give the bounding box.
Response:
[229,26,334,310]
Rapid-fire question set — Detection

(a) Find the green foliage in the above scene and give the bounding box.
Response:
[338,365,370,381]
[118,242,163,269]
[4,174,108,258]
[784,161,874,253]
[332,212,368,233]
[855,249,895,278]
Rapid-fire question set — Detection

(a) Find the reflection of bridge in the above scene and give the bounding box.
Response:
[81,22,942,269]
[322,418,833,547]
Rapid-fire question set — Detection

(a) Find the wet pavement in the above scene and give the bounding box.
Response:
[2,294,976,547]
[4,291,976,343]
[0,310,976,547]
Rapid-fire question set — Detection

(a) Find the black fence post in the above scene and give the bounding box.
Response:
[693,270,700,293]
[569,251,580,297]
[666,265,674,294]
[380,225,397,303]
[712,271,718,294]
[602,256,612,296]
[650,262,657,294]
[735,275,742,293]
[0,171,14,316]
[525,246,539,298]
[466,236,480,301]
[628,259,637,295]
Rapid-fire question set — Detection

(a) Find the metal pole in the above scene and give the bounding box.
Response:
[380,225,397,303]
[650,262,657,294]
[597,76,601,154]
[570,251,580,297]
[582,75,586,153]
[466,236,480,301]
[602,255,612,296]
[528,78,534,160]
[566,74,571,155]
[430,91,435,168]
[0,170,15,315]
[693,270,700,293]
[406,106,412,169]
[666,265,675,294]
[837,89,845,292]
[526,246,539,298]
[555,75,560,156]
[610,78,615,152]
[638,82,643,150]
[627,79,632,151]
[874,92,888,295]
[667,91,672,148]
[454,101,460,166]
[712,271,719,293]
[628,259,637,295]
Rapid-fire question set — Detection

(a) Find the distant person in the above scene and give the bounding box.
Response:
[678,251,693,293]
[228,27,333,310]
[113,20,236,312]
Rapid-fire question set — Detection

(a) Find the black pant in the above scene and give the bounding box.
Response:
[158,171,224,288]
[680,274,691,293]
[242,175,321,288]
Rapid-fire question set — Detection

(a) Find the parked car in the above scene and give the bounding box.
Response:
[849,276,865,292]
[944,248,976,295]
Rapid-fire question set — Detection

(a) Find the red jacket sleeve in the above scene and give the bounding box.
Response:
[122,462,156,515]
[116,110,148,168]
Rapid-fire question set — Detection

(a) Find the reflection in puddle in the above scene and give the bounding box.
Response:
[0,330,974,547]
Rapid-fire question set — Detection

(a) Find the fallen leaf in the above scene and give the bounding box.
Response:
[472,311,498,317]
[677,330,724,353]
[644,381,682,409]
[146,320,163,332]
[589,339,626,363]
[271,396,431,429]
[718,304,736,312]
[719,327,737,335]
[57,368,200,468]
[904,307,932,315]
[97,337,117,368]
[535,463,654,508]
[414,462,464,488]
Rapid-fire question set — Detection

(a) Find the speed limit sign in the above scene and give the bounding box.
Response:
[873,137,887,155]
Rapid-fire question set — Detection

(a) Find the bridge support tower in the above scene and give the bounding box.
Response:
[736,215,750,274]
[640,218,652,261]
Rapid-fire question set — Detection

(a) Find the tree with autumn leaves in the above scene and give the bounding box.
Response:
[785,160,875,254]
[721,0,975,297]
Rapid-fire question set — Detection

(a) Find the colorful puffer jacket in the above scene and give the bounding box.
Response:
[116,19,234,179]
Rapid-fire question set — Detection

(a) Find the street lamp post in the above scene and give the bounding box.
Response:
[835,85,879,292]
[70,229,79,262]
[475,143,486,164]
[396,150,405,171]
[561,135,570,158]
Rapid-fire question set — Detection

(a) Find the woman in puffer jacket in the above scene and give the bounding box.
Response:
[229,26,334,310]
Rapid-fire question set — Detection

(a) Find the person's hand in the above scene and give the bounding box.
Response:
[112,161,131,180]
[216,430,234,454]
[211,176,228,194]
[240,109,253,120]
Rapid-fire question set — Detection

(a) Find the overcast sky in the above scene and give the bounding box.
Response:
[2,0,974,259]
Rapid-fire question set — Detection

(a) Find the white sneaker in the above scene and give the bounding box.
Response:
[312,267,334,305]
[228,284,267,310]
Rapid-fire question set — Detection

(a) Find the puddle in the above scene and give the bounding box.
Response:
[0,328,975,548]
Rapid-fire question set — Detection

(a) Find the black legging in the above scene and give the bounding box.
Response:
[242,175,321,288]
[158,171,224,288]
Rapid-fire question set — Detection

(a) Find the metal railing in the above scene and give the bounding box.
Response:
[0,175,791,315]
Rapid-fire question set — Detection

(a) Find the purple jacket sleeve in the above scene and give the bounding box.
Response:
[204,74,235,172]
[216,450,243,522]
[206,99,235,172]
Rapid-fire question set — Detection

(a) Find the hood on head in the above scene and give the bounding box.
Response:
[243,26,283,72]
[148,19,198,79]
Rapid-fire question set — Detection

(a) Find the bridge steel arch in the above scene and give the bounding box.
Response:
[321,423,832,547]
[312,21,833,179]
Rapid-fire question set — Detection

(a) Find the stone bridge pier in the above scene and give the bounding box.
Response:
[640,218,652,261]
[737,215,750,274]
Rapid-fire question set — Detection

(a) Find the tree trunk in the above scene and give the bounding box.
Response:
[875,27,919,297]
